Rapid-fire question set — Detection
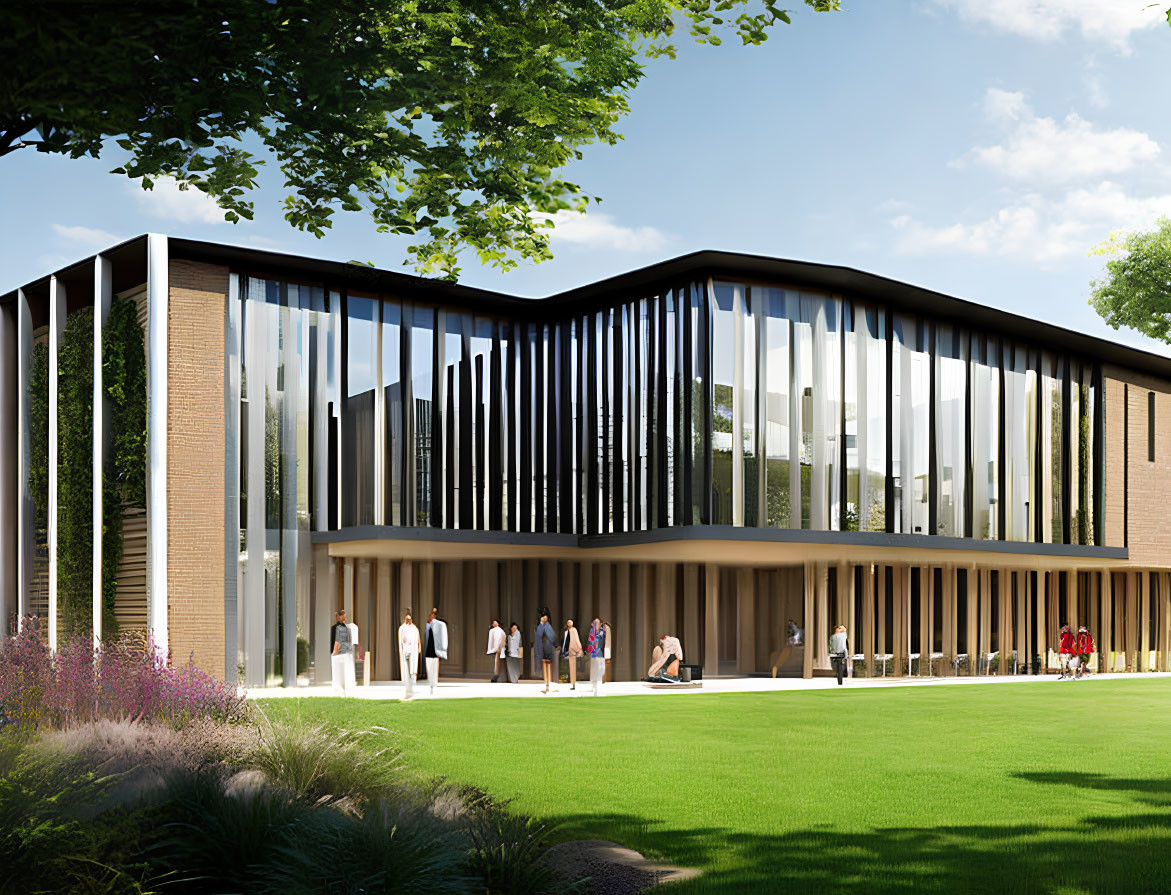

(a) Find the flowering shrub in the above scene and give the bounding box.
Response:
[0,618,248,731]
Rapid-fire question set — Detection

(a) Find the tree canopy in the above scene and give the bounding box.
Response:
[1090,217,1171,344]
[2,1,837,278]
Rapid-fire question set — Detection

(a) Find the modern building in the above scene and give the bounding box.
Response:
[2,235,1170,685]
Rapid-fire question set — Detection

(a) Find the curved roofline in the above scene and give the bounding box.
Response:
[5,234,1171,378]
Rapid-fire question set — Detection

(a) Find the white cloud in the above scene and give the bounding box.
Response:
[891,181,1171,261]
[954,88,1159,182]
[536,210,670,253]
[932,0,1163,52]
[130,176,226,224]
[51,224,120,249]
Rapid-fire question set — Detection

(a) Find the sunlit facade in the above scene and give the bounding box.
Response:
[2,237,1169,687]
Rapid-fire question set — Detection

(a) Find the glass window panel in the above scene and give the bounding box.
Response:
[970,334,1000,539]
[763,288,792,528]
[343,295,377,527]
[935,324,966,537]
[381,302,402,525]
[711,283,736,525]
[411,305,434,526]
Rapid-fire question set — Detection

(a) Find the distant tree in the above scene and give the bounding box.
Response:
[1,1,838,278]
[1089,217,1171,343]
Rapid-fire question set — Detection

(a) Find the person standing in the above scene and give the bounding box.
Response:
[505,622,523,683]
[562,619,584,691]
[535,609,557,694]
[398,609,420,699]
[603,619,612,682]
[830,624,849,686]
[486,619,506,683]
[1075,625,1094,679]
[425,607,449,696]
[586,618,606,697]
[329,609,359,697]
[1058,624,1075,680]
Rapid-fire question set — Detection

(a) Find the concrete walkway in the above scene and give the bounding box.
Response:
[248,670,1171,701]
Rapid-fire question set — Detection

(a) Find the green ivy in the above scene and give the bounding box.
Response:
[57,309,94,636]
[27,299,147,638]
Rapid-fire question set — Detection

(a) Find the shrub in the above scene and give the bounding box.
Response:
[463,809,587,895]
[0,621,248,732]
[249,711,399,807]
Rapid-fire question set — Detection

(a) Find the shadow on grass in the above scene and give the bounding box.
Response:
[547,775,1171,894]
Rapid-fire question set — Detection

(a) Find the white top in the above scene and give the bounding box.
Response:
[486,625,506,656]
[506,630,522,658]
[399,623,420,673]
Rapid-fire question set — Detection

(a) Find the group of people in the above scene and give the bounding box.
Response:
[532,610,611,695]
[825,621,1099,686]
[1058,624,1095,680]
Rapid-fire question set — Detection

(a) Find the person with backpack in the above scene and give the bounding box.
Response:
[1058,624,1076,680]
[1074,625,1094,679]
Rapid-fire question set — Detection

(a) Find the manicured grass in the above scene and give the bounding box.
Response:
[260,679,1171,894]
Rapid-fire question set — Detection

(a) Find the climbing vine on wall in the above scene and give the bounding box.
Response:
[27,298,147,637]
[57,309,95,635]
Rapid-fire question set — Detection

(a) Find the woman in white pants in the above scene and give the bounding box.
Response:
[330,609,359,697]
[398,610,420,700]
[586,618,607,696]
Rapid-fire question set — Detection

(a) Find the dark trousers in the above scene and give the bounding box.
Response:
[832,654,847,685]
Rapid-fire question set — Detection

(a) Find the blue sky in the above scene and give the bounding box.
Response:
[4,1,1171,355]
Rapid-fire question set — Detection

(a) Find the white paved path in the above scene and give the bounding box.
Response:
[249,670,1171,701]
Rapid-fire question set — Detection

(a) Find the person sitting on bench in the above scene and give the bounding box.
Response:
[646,634,683,682]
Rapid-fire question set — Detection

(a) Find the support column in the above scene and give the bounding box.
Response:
[0,297,16,631]
[375,559,392,679]
[736,567,755,674]
[1099,571,1112,674]
[862,564,875,677]
[704,564,721,680]
[1127,571,1138,671]
[1036,572,1047,672]
[940,565,954,675]
[48,275,66,650]
[313,546,333,681]
[815,562,830,671]
[91,256,111,643]
[682,564,699,666]
[920,566,931,675]
[146,234,169,653]
[877,565,887,673]
[615,562,631,681]
[801,562,813,679]
[1069,569,1079,634]
[997,569,1009,676]
[399,560,415,681]
[965,567,977,675]
[1140,571,1151,672]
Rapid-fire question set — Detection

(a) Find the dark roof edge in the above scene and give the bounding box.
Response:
[6,235,1171,379]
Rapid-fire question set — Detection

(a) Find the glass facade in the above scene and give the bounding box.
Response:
[226,274,1104,550]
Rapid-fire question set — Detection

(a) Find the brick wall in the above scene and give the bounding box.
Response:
[1104,364,1171,566]
[167,260,227,677]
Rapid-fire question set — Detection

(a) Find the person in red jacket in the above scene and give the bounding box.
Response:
[1074,626,1094,679]
[1057,624,1076,680]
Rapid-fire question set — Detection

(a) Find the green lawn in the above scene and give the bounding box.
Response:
[260,679,1171,894]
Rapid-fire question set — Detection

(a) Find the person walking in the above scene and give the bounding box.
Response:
[329,609,359,697]
[1075,625,1095,679]
[586,618,606,696]
[486,619,506,683]
[424,607,449,696]
[562,619,584,691]
[1058,624,1075,680]
[398,609,420,699]
[535,609,557,693]
[830,624,849,686]
[505,622,523,683]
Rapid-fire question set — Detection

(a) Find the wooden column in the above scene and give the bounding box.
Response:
[1140,571,1151,672]
[1099,571,1111,674]
[375,559,392,681]
[816,562,830,671]
[736,567,755,673]
[1127,571,1139,671]
[999,569,1010,675]
[705,563,721,679]
[657,563,677,648]
[802,562,814,679]
[862,564,875,677]
[682,564,700,669]
[921,566,933,675]
[965,567,977,675]
[846,564,858,672]
[940,565,954,675]
[615,562,631,681]
[1069,570,1079,635]
[877,565,887,674]
[398,562,415,681]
